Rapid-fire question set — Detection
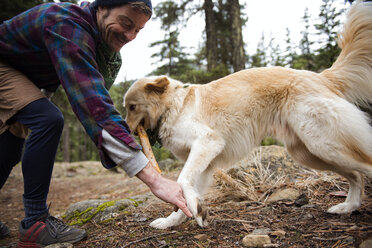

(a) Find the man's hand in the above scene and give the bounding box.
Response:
[136,163,192,217]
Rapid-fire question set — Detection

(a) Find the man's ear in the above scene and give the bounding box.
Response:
[145,77,170,94]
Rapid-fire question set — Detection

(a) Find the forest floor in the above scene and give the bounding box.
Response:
[0,146,371,248]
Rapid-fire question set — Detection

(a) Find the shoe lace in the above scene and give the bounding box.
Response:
[46,216,70,238]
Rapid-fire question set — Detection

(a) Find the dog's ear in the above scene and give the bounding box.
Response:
[145,77,170,94]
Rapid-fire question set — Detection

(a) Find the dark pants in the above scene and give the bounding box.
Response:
[0,98,63,227]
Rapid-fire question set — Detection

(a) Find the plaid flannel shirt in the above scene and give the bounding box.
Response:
[0,1,141,168]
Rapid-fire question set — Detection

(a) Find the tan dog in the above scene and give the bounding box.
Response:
[124,0,372,229]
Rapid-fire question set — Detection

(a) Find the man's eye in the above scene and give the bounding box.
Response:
[129,105,136,111]
[121,22,132,29]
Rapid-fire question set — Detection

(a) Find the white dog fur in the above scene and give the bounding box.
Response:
[124,0,372,229]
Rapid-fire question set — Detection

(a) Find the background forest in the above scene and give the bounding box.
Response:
[0,0,350,163]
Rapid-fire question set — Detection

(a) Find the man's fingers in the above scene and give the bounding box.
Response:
[181,206,192,217]
[177,202,192,217]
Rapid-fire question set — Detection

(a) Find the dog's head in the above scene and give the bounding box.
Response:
[123,76,171,133]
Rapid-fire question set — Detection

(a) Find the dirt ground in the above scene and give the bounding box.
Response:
[0,159,371,248]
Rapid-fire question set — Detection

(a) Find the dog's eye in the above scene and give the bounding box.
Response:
[129,105,136,111]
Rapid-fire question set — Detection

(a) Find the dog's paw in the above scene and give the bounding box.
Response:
[327,202,359,214]
[150,210,189,229]
[195,201,209,228]
[150,218,173,229]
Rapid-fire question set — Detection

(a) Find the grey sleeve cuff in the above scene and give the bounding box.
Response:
[121,151,149,177]
[101,129,149,177]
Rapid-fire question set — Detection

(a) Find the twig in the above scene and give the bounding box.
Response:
[192,240,205,248]
[313,235,349,241]
[120,231,176,248]
[214,218,255,224]
[313,229,345,233]
[331,240,341,248]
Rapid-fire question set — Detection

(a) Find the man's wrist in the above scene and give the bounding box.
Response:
[136,162,161,187]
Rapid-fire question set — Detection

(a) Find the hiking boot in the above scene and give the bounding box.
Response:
[17,214,87,247]
[0,221,10,239]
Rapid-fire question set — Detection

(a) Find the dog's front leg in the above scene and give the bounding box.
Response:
[150,133,225,229]
[176,133,226,228]
[150,209,188,229]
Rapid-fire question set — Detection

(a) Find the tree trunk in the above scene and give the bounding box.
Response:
[228,0,245,71]
[203,0,218,71]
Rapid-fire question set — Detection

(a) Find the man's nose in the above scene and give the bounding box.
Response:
[124,30,136,41]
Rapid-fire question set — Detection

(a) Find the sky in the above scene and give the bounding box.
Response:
[81,0,349,83]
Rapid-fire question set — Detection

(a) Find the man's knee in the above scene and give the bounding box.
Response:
[45,106,64,132]
[17,98,64,133]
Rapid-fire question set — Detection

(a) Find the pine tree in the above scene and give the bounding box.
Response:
[314,0,344,71]
[152,0,246,78]
[150,1,192,77]
[283,28,297,68]
[292,7,316,70]
[249,33,268,68]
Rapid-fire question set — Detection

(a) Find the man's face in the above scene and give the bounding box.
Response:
[96,5,149,52]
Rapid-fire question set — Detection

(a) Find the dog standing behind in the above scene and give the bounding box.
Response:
[124,0,372,229]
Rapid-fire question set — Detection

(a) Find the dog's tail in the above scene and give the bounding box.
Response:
[321,0,372,108]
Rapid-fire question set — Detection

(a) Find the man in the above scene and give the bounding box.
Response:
[0,0,192,246]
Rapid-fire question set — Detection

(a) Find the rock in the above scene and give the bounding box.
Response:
[267,188,301,203]
[270,230,286,238]
[242,234,271,247]
[194,234,209,241]
[235,145,300,174]
[132,213,148,222]
[252,228,272,235]
[304,213,314,219]
[359,238,372,248]
[64,195,149,224]
[294,193,309,207]
[45,243,73,248]
[300,204,318,209]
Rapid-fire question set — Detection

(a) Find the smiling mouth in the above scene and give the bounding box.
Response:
[115,33,128,44]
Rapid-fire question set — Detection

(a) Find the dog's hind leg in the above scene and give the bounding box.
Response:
[287,139,364,214]
[286,97,372,214]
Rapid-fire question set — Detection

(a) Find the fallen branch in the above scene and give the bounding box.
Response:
[312,235,349,241]
[137,124,162,173]
[214,218,255,224]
